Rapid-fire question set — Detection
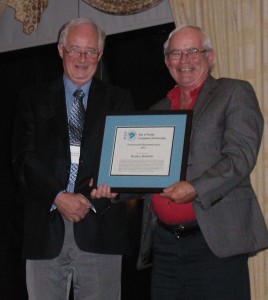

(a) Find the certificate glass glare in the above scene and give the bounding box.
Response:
[94,111,192,193]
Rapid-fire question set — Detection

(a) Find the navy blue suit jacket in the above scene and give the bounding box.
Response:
[13,77,135,259]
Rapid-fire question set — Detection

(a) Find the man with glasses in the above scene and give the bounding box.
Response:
[12,18,134,300]
[92,24,268,299]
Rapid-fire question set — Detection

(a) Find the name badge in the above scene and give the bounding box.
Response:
[70,145,80,164]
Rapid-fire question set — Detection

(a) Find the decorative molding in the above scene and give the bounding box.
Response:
[83,0,163,15]
[0,0,8,14]
[1,0,48,35]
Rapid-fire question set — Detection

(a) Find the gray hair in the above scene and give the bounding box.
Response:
[163,24,213,57]
[58,18,106,52]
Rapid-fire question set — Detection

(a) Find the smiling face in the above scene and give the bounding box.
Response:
[165,27,215,91]
[58,23,103,87]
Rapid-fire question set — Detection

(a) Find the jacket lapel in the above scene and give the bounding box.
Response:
[47,79,69,146]
[191,75,219,134]
[80,78,106,151]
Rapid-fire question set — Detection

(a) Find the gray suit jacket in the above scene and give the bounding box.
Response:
[137,75,268,269]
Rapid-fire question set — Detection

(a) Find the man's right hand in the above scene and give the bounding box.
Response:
[54,192,91,222]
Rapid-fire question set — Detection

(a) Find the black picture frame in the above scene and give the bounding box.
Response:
[94,110,192,193]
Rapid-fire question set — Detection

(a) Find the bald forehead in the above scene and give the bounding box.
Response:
[169,27,204,49]
[172,27,203,41]
[69,23,97,35]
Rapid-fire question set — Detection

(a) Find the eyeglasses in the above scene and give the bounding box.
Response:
[167,48,207,60]
[63,47,99,59]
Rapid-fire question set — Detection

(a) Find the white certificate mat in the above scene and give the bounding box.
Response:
[111,126,174,176]
[94,111,192,193]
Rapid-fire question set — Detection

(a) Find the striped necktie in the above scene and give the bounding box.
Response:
[68,89,85,185]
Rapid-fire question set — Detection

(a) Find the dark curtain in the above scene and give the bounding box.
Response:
[0,22,175,300]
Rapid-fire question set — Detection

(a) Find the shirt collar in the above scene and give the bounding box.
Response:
[63,75,92,96]
[167,83,203,110]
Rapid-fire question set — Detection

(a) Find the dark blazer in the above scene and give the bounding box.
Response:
[13,77,135,259]
[137,75,268,269]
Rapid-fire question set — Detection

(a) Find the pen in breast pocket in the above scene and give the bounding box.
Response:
[89,203,97,213]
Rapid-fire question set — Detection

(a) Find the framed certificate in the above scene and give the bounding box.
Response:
[94,111,192,193]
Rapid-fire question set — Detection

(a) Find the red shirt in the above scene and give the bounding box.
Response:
[151,85,201,224]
